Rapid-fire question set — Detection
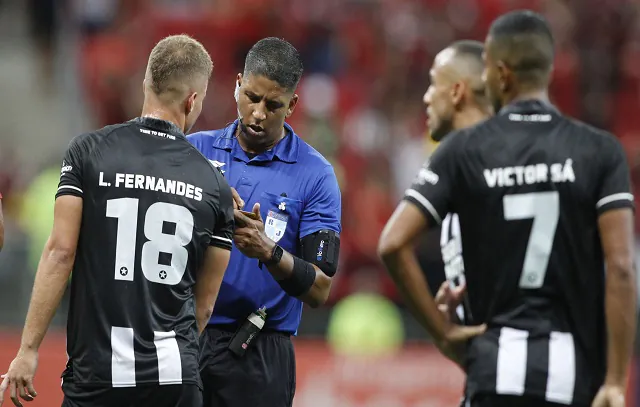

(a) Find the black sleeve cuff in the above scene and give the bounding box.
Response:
[55,184,84,199]
[403,190,443,226]
[209,235,232,250]
[596,193,635,216]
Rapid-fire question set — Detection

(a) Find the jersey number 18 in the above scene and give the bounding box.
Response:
[106,198,194,286]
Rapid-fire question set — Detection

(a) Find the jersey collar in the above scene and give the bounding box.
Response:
[498,99,559,116]
[133,117,185,139]
[212,120,299,163]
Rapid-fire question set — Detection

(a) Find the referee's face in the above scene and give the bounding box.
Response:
[236,73,298,150]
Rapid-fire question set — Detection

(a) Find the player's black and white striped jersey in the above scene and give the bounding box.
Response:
[56,117,234,388]
[440,213,470,323]
[405,100,635,405]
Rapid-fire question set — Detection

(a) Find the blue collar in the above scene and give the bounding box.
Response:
[210,120,299,163]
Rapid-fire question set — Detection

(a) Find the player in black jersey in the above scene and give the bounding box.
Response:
[421,40,493,327]
[380,10,636,407]
[0,35,234,407]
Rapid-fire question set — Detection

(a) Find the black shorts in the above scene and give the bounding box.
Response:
[199,325,296,407]
[468,394,587,407]
[61,381,202,407]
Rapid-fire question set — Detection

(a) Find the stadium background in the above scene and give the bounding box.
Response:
[0,0,639,405]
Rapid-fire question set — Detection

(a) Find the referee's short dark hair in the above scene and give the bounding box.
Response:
[147,34,213,95]
[243,37,304,91]
[488,10,555,88]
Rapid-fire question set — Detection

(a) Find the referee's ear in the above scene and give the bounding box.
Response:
[286,94,299,118]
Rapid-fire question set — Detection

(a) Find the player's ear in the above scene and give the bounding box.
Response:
[286,94,299,118]
[496,61,511,92]
[185,92,197,116]
[451,82,465,108]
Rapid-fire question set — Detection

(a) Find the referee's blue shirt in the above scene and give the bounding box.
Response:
[187,120,342,334]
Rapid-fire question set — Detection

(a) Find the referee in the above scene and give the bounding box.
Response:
[188,37,342,407]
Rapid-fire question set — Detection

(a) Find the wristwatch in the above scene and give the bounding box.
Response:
[264,244,284,267]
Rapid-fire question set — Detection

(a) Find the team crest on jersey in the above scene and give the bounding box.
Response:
[265,210,288,243]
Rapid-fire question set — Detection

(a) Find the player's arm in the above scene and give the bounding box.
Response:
[0,194,4,252]
[20,196,82,351]
[18,137,87,354]
[194,176,234,334]
[378,136,484,361]
[596,137,637,390]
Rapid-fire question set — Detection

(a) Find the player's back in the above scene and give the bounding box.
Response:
[447,101,632,404]
[57,117,232,388]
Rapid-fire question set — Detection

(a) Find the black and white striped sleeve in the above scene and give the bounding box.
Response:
[210,175,234,250]
[403,134,459,226]
[595,136,635,215]
[56,135,88,199]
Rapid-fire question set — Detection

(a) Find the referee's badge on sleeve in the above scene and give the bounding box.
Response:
[265,210,288,243]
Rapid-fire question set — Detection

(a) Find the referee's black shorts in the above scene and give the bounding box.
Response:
[199,325,296,407]
[61,381,201,407]
[468,394,588,407]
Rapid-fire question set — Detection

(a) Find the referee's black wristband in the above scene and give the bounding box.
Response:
[278,256,316,297]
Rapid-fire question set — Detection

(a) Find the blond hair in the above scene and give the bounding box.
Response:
[147,34,213,95]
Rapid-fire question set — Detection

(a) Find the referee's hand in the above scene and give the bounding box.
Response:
[591,385,626,407]
[0,349,38,407]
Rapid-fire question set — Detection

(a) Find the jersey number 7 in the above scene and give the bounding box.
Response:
[503,191,560,289]
[106,198,194,286]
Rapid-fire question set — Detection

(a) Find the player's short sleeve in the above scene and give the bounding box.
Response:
[210,175,234,250]
[403,135,459,225]
[595,136,635,215]
[299,165,342,238]
[56,134,89,199]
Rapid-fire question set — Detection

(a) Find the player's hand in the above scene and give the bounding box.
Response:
[230,187,244,210]
[591,385,626,407]
[434,281,465,324]
[433,283,485,367]
[233,203,274,261]
[0,349,38,407]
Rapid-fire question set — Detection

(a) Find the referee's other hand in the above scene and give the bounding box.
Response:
[230,187,244,210]
[434,281,465,324]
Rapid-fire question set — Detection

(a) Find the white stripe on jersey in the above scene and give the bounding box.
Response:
[495,328,577,405]
[57,185,83,194]
[496,327,529,396]
[441,213,465,321]
[405,189,442,224]
[111,327,136,387]
[211,235,232,244]
[596,192,634,209]
[154,331,183,385]
[546,332,576,404]
[111,327,183,386]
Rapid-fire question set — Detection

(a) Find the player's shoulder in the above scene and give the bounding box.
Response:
[68,122,131,154]
[186,123,233,153]
[563,116,622,151]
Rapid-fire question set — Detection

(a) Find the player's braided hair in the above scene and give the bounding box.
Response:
[147,34,213,95]
[243,37,304,91]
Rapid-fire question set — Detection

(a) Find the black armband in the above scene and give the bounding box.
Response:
[278,256,316,297]
[300,230,340,277]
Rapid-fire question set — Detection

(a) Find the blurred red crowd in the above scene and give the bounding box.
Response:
[76,0,640,303]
